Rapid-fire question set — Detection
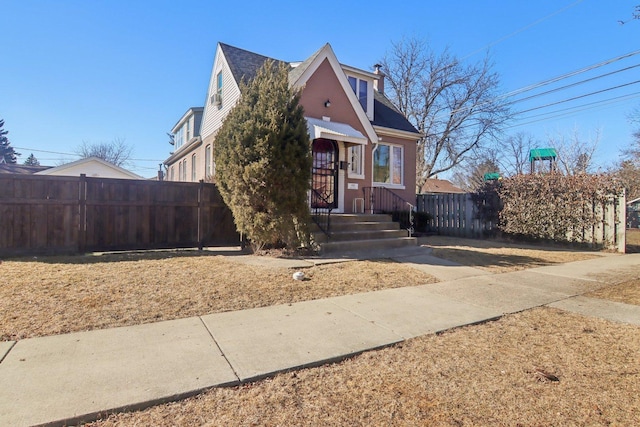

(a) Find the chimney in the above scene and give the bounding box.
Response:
[373,64,385,94]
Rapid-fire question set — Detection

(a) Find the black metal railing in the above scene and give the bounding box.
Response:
[363,187,415,237]
[310,189,334,238]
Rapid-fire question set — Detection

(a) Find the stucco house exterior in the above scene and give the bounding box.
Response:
[164,42,420,215]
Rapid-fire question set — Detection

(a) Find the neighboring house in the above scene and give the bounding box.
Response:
[0,164,52,174]
[35,157,144,180]
[167,107,204,182]
[420,178,465,194]
[164,42,421,214]
[628,197,640,229]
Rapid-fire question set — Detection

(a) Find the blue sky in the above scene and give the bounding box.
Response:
[2,0,639,177]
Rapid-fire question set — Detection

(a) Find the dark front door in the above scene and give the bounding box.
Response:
[311,138,338,209]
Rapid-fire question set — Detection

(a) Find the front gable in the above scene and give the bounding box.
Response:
[35,157,143,180]
[200,44,243,142]
[299,58,372,142]
[290,44,378,144]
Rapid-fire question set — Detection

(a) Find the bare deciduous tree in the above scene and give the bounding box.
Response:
[548,128,600,175]
[380,37,511,192]
[497,132,536,176]
[451,156,501,192]
[622,106,640,164]
[612,106,640,199]
[75,137,133,167]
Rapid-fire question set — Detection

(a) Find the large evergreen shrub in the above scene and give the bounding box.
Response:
[215,61,312,251]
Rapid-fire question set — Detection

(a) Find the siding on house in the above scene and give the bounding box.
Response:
[164,42,421,208]
[200,48,241,141]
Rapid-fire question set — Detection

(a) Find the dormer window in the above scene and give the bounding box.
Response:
[348,76,368,111]
[174,127,184,149]
[216,71,223,106]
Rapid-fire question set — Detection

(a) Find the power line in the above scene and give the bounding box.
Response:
[12,146,164,162]
[507,63,640,106]
[461,0,585,60]
[515,79,640,115]
[501,49,640,99]
[507,91,640,128]
[443,49,640,121]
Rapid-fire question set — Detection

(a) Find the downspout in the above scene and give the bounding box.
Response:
[369,138,381,214]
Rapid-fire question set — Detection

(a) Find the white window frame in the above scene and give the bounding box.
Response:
[347,145,364,179]
[216,71,223,107]
[174,127,184,150]
[373,143,405,189]
[191,154,197,182]
[347,75,373,119]
[205,144,212,180]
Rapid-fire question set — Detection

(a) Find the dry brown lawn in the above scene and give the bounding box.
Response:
[587,277,640,305]
[421,235,600,273]
[0,253,436,341]
[87,307,640,426]
[2,238,638,425]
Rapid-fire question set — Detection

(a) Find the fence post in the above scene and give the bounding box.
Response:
[464,194,474,238]
[616,190,626,253]
[78,174,87,253]
[198,180,204,250]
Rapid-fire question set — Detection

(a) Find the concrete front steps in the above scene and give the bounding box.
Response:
[312,213,417,254]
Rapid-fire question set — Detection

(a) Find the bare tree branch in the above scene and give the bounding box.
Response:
[380,37,511,192]
[75,137,133,167]
[497,132,536,176]
[548,128,600,175]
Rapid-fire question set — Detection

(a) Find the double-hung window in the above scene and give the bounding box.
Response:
[373,143,403,186]
[348,76,368,112]
[174,127,184,150]
[191,154,197,182]
[216,71,223,105]
[205,145,212,180]
[348,145,364,178]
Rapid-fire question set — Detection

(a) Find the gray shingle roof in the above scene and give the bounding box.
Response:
[288,44,328,85]
[0,164,52,174]
[219,43,288,85]
[372,91,420,135]
[219,43,419,135]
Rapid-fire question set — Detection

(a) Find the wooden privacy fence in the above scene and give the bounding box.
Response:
[417,193,496,238]
[416,192,626,253]
[0,174,239,256]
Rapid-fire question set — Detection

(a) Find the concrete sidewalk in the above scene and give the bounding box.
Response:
[1,252,639,427]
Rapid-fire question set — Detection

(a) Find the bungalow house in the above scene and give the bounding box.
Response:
[420,178,465,194]
[35,157,144,180]
[165,42,420,215]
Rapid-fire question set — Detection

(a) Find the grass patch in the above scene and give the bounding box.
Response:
[587,277,640,306]
[0,253,436,341]
[86,308,640,426]
[421,235,600,273]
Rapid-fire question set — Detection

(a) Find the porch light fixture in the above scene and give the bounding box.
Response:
[324,99,331,108]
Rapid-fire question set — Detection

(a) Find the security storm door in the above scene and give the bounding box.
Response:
[311,138,338,209]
